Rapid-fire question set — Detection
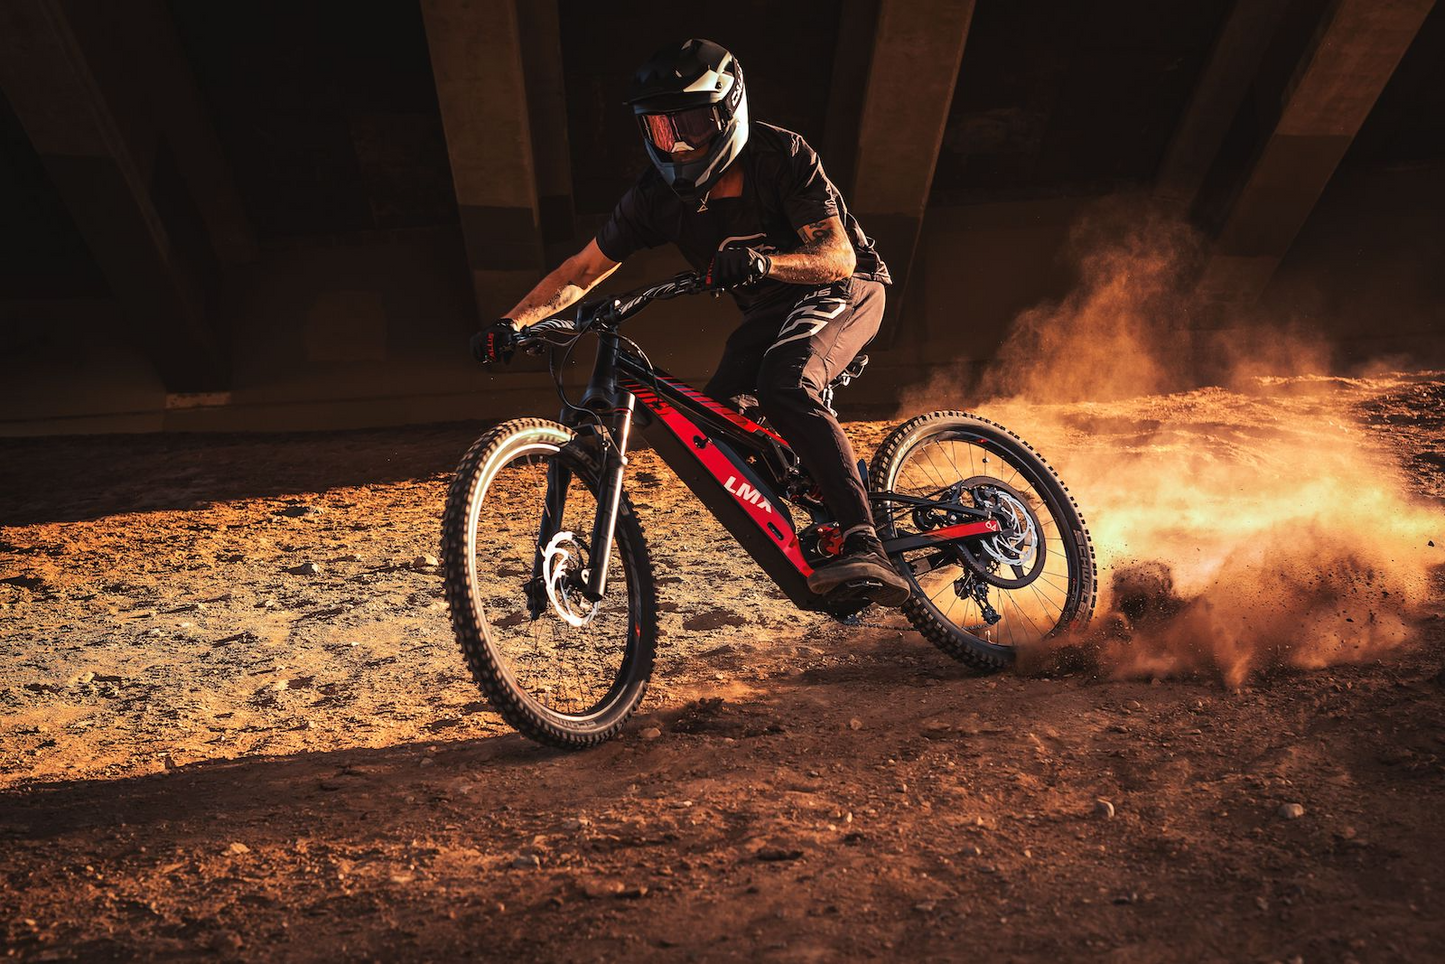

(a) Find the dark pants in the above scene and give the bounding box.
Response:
[704,276,885,534]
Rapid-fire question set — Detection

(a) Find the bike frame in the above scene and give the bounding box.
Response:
[529,283,1004,618]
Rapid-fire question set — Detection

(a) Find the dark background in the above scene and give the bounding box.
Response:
[0,0,1440,433]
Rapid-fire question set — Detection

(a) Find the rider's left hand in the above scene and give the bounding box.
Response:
[471,319,519,365]
[707,247,771,290]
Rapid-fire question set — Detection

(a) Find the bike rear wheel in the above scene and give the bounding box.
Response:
[441,418,657,748]
[870,411,1096,670]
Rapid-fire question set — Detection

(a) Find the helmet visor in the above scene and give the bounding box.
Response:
[640,105,722,154]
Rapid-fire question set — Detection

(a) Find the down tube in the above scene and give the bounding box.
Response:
[625,383,819,609]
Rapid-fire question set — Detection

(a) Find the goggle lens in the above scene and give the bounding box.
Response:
[641,106,721,154]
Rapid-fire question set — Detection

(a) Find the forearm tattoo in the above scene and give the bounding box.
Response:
[766,217,857,284]
[514,282,585,326]
[508,256,613,327]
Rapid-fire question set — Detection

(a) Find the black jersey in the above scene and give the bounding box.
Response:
[595,123,890,312]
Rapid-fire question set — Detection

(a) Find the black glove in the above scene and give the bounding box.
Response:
[470,319,519,365]
[707,247,771,290]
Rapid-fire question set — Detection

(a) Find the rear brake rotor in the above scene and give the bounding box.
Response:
[956,477,1046,590]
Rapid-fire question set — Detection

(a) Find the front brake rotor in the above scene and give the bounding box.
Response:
[541,530,599,627]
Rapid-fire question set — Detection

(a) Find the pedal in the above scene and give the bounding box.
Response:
[823,579,885,606]
[823,581,878,622]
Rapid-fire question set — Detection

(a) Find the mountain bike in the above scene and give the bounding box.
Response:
[441,272,1096,748]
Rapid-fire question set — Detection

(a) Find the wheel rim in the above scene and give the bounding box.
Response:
[465,441,638,721]
[881,431,1078,650]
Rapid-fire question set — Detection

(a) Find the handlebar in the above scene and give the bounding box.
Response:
[515,271,708,352]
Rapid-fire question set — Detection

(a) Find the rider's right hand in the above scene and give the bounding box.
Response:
[706,247,771,290]
[471,319,519,365]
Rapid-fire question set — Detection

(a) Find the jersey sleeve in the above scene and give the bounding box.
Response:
[781,136,841,232]
[595,180,666,263]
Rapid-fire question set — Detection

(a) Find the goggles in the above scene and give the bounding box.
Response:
[639,105,723,154]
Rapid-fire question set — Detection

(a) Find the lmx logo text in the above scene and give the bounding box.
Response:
[723,475,773,514]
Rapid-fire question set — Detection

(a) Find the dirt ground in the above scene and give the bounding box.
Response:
[2,375,1443,962]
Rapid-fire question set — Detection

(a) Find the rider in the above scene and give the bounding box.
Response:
[472,38,911,607]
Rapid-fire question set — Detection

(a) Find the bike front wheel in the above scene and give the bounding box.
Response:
[871,411,1097,670]
[440,418,657,748]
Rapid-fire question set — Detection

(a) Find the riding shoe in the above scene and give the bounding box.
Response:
[806,530,913,607]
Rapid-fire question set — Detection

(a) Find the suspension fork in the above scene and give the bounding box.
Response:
[584,392,635,601]
[564,325,634,602]
[525,396,634,611]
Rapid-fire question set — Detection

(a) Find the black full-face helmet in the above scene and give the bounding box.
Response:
[627,39,749,205]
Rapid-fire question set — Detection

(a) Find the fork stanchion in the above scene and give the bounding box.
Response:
[584,382,635,602]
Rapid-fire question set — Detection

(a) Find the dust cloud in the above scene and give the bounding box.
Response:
[905,204,1444,684]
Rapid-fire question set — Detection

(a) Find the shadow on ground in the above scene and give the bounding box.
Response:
[0,423,492,525]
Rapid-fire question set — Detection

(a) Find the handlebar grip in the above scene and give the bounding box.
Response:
[517,316,577,342]
[514,315,578,354]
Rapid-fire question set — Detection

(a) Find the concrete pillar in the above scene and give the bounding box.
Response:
[823,0,882,199]
[516,0,576,262]
[849,0,975,348]
[1153,0,1293,212]
[421,0,545,321]
[1198,0,1436,301]
[0,0,239,391]
[63,0,257,269]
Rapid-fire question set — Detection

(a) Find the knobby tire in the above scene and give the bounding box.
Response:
[870,411,1097,671]
[440,418,658,749]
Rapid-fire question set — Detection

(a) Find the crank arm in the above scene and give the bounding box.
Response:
[881,518,1002,554]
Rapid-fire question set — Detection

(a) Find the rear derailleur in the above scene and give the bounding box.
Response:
[956,571,1002,626]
